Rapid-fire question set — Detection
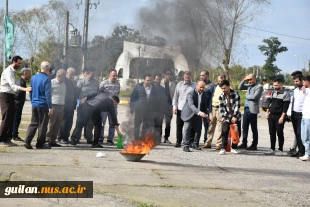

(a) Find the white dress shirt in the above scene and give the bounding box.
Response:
[144,85,152,99]
[287,87,305,115]
[302,88,310,119]
[0,66,21,94]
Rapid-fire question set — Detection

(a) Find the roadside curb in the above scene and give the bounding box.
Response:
[120,100,130,105]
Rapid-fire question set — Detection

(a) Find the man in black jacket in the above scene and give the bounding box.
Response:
[70,92,122,148]
[57,68,77,144]
[265,78,291,155]
[130,74,159,138]
[181,81,209,152]
[153,74,166,142]
[12,68,32,141]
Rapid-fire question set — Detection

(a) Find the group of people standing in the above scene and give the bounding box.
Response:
[1,56,309,161]
[129,68,310,160]
[0,56,122,149]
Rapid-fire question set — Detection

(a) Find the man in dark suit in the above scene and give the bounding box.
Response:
[130,74,160,138]
[57,67,77,144]
[153,74,166,142]
[181,81,209,152]
[12,68,32,141]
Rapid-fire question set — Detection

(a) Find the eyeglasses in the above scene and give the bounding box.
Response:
[166,73,171,75]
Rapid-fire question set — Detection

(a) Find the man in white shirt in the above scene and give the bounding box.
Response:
[0,56,32,147]
[300,75,310,161]
[287,74,305,157]
[46,69,66,147]
[262,79,270,91]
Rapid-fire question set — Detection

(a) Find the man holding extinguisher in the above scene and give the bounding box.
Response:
[219,80,242,155]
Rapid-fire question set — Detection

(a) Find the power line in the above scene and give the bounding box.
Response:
[133,0,310,42]
[245,26,310,41]
[243,32,310,47]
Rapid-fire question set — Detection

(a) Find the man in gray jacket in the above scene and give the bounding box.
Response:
[238,74,263,150]
[181,81,209,152]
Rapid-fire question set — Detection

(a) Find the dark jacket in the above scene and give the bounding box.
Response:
[86,92,118,125]
[15,78,26,105]
[268,89,291,115]
[150,84,167,113]
[64,78,77,112]
[130,83,165,113]
[181,89,209,121]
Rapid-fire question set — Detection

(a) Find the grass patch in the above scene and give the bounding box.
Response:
[138,202,156,207]
[237,90,246,106]
[119,89,133,97]
[0,148,9,153]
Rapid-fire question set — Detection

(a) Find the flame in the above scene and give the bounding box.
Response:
[121,132,156,154]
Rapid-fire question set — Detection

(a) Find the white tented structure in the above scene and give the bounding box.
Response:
[115,41,189,90]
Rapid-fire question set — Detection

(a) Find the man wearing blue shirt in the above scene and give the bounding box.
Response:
[24,61,53,149]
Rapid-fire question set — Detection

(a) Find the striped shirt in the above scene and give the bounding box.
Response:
[219,89,241,121]
[99,79,120,98]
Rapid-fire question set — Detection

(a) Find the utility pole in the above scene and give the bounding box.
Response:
[63,11,69,70]
[3,0,8,70]
[76,0,100,72]
[82,0,90,71]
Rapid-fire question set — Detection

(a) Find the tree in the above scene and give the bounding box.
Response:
[258,37,288,80]
[199,0,270,80]
[138,0,219,77]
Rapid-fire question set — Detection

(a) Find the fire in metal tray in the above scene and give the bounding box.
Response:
[120,132,157,161]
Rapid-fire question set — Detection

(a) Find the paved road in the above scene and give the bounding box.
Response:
[0,100,309,207]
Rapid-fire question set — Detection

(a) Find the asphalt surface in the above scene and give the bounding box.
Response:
[0,100,309,207]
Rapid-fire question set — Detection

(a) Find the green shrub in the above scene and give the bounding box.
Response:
[119,89,133,97]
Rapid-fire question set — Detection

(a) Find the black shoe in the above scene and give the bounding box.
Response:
[87,140,93,144]
[174,143,181,148]
[98,139,103,144]
[291,152,304,158]
[36,145,51,149]
[70,138,77,146]
[164,139,171,144]
[288,148,297,155]
[107,140,114,145]
[50,143,61,147]
[238,143,247,149]
[192,145,202,150]
[246,145,257,150]
[183,146,191,152]
[60,140,69,144]
[91,143,103,148]
[13,137,24,142]
[24,143,33,149]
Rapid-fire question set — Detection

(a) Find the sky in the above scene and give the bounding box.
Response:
[2,0,310,74]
